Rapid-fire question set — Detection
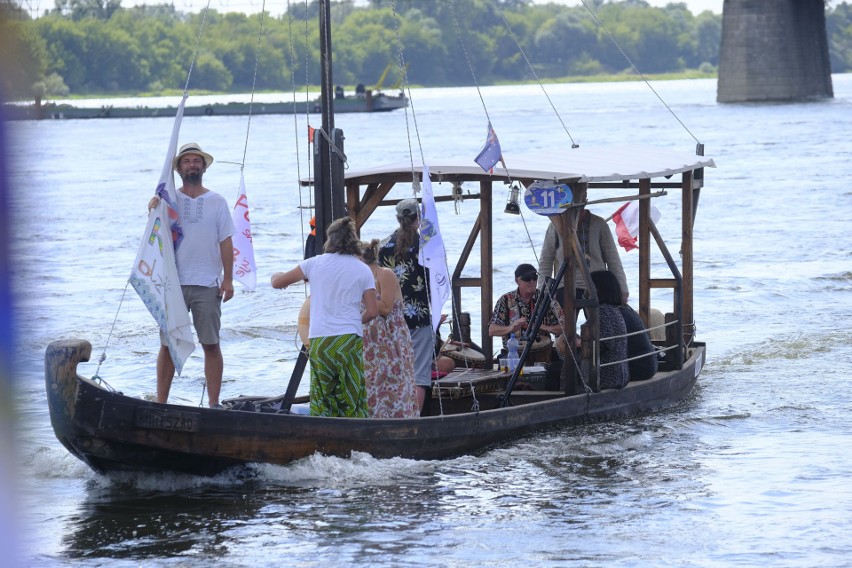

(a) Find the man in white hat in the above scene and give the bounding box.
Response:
[148,142,236,407]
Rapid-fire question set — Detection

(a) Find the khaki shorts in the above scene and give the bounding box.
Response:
[160,285,222,346]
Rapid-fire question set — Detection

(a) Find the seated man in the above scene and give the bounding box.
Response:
[488,263,563,362]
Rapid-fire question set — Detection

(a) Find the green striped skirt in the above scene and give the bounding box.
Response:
[308,333,369,418]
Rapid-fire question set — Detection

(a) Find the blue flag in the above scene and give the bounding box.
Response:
[474,122,502,173]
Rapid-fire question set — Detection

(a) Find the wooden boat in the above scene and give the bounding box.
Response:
[45,146,712,476]
[44,0,713,477]
[4,88,407,121]
[46,339,704,475]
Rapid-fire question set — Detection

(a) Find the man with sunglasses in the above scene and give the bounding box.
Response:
[488,263,564,356]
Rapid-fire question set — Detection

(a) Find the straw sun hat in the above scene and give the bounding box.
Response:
[172,142,214,171]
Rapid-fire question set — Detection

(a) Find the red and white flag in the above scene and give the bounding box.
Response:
[129,94,195,374]
[611,201,661,252]
[232,173,257,290]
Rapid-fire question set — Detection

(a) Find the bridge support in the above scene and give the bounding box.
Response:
[717,0,833,103]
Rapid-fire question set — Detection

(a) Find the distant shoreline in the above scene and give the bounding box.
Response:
[15,71,721,104]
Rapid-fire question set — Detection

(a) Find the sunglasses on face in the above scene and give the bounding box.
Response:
[519,274,538,282]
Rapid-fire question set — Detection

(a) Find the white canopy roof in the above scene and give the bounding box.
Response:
[343,145,715,184]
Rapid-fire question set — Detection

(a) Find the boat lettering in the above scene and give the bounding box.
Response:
[135,408,200,432]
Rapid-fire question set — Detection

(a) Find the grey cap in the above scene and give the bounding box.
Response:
[396,198,419,218]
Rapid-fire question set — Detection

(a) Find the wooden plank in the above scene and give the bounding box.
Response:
[681,171,694,345]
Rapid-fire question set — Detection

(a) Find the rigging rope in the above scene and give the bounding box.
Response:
[446,1,540,248]
[96,1,213,379]
[288,0,312,300]
[239,0,267,170]
[494,6,578,149]
[390,1,476,382]
[577,0,701,145]
[182,0,214,96]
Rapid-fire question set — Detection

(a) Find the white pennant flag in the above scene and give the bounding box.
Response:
[232,173,257,290]
[418,164,451,332]
[129,95,195,375]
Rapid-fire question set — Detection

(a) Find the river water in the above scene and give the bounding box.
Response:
[7,75,852,566]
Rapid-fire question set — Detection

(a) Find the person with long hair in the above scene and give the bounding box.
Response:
[589,270,630,390]
[360,239,419,418]
[272,217,378,417]
[378,199,433,413]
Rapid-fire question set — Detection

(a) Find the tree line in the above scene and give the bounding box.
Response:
[2,0,851,101]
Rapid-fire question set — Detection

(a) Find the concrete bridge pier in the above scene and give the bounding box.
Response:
[717,0,833,103]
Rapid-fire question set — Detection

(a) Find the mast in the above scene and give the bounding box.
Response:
[313,0,346,251]
[284,0,347,399]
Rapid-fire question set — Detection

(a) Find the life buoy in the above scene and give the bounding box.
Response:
[298,296,310,347]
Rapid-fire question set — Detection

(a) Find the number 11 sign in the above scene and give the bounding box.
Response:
[523,181,573,217]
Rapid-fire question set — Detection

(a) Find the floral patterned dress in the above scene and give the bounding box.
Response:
[598,304,630,390]
[362,299,419,418]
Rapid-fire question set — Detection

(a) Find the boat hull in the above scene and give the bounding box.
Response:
[6,93,408,121]
[45,338,704,476]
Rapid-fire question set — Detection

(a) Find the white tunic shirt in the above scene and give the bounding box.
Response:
[174,188,235,287]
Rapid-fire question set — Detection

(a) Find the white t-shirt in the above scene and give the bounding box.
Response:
[300,253,375,339]
[174,188,236,287]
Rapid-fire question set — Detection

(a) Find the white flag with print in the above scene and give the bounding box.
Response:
[129,95,194,375]
[232,173,257,290]
[418,164,451,332]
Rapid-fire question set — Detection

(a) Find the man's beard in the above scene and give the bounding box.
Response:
[183,171,202,183]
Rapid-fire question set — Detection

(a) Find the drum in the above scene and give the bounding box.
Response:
[519,335,553,364]
[440,338,490,369]
[297,296,310,347]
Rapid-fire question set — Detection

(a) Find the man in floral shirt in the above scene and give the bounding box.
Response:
[489,263,564,355]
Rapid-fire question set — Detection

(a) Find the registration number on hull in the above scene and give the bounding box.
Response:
[135,408,200,432]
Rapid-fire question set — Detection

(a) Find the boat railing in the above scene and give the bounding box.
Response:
[597,321,680,369]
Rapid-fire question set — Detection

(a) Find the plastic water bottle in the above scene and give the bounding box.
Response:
[506,333,520,372]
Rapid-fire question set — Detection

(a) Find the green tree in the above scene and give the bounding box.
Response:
[827,2,852,72]
[15,0,743,96]
[533,10,600,76]
[395,9,448,85]
[596,4,684,74]
[53,0,123,21]
[109,6,191,90]
[334,8,397,84]
[34,16,88,91]
[0,8,49,100]
[80,18,148,90]
[192,51,232,91]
